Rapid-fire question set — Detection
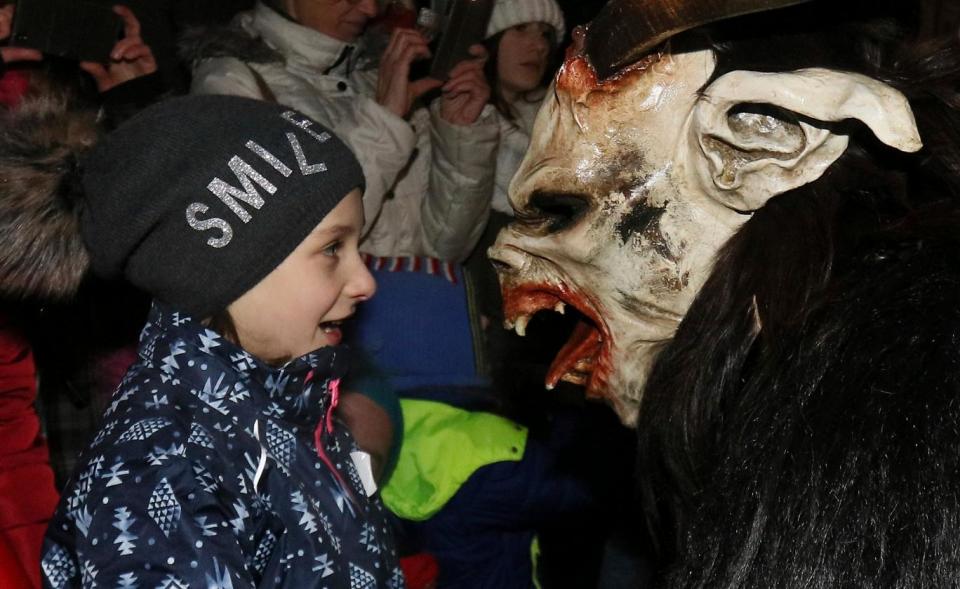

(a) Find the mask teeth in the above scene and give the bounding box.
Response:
[514,314,531,337]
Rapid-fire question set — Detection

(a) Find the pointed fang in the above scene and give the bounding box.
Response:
[515,315,530,337]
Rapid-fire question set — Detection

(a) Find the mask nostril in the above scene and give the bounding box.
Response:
[489,258,512,273]
[488,244,530,273]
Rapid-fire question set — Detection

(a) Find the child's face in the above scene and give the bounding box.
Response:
[227,190,375,362]
[497,23,553,100]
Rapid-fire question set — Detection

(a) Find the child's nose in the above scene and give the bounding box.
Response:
[349,260,377,301]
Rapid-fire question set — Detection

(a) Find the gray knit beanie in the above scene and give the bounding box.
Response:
[485,0,565,40]
[80,94,365,319]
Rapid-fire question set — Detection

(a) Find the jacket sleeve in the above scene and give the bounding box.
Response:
[43,455,258,588]
[191,60,418,238]
[338,96,419,238]
[419,102,500,262]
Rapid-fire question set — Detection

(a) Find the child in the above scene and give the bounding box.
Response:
[39,95,403,587]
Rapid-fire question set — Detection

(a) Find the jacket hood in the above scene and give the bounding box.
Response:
[178,23,283,66]
[0,92,99,299]
[181,3,364,77]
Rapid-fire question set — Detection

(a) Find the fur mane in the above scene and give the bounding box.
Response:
[637,3,960,586]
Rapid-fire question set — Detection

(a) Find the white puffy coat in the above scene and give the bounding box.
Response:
[492,96,542,215]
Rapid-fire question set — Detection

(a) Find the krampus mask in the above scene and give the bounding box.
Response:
[490,0,929,424]
[491,0,960,585]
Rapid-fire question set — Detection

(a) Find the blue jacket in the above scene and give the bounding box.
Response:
[383,395,593,589]
[42,304,404,588]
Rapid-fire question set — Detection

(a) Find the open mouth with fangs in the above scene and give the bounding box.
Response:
[500,283,611,399]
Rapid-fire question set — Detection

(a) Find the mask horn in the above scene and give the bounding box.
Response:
[585,0,815,80]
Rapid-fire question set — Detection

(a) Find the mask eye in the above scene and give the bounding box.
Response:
[517,191,590,233]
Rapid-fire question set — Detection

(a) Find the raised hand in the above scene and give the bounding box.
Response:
[437,44,490,126]
[79,5,157,93]
[0,4,42,64]
[376,28,442,118]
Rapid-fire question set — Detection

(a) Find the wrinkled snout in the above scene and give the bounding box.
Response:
[487,239,529,281]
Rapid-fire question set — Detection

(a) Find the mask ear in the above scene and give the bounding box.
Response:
[686,68,922,212]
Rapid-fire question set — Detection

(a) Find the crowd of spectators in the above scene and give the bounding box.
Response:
[0,1,642,587]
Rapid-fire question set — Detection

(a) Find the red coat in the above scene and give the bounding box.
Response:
[0,314,59,588]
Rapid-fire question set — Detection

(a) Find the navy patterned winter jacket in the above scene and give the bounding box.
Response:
[42,304,404,588]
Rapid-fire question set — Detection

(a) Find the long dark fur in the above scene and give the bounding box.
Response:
[636,2,960,586]
[0,93,99,300]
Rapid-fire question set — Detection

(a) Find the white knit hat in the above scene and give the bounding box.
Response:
[485,0,566,41]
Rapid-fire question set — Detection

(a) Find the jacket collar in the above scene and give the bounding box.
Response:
[139,302,349,428]
[240,2,360,77]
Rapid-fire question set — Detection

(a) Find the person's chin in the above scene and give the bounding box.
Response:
[511,70,543,90]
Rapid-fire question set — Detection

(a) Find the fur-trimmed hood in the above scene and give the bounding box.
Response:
[179,4,373,76]
[178,23,283,67]
[0,93,99,299]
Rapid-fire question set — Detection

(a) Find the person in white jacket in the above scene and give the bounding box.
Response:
[186,0,499,261]
[483,0,565,219]
[463,0,567,386]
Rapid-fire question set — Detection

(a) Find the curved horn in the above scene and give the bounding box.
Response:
[585,0,815,80]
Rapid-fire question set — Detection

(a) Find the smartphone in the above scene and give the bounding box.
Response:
[428,0,494,81]
[11,0,122,63]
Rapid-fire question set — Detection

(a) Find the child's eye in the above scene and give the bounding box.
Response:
[322,241,341,257]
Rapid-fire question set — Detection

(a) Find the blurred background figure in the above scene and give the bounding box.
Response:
[345,256,616,588]
[0,3,159,586]
[483,0,565,222]
[185,0,499,262]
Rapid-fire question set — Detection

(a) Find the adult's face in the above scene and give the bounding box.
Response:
[283,0,379,43]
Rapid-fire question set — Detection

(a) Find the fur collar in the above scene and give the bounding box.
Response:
[178,23,283,67]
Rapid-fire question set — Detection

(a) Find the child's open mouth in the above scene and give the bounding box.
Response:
[320,321,343,344]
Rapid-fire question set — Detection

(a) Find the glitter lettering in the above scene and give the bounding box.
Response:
[246,141,293,177]
[280,111,331,144]
[206,156,276,223]
[186,202,233,248]
[286,133,327,175]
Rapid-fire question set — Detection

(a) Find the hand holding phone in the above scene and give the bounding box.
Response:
[437,43,490,126]
[427,0,494,81]
[78,5,157,93]
[0,4,42,65]
[11,0,122,63]
[376,28,443,119]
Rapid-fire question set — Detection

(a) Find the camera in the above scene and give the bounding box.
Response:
[417,0,494,80]
[11,0,122,63]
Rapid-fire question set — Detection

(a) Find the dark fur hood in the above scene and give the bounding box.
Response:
[178,24,283,67]
[0,92,99,300]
